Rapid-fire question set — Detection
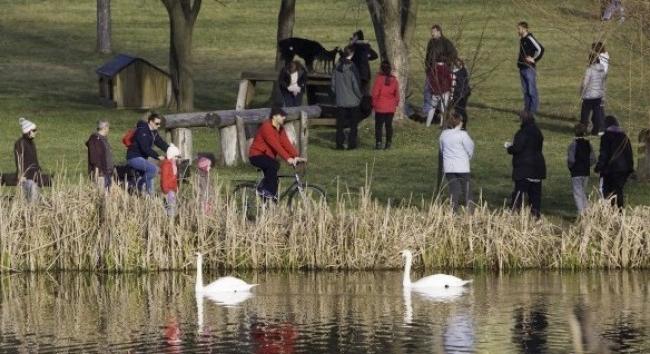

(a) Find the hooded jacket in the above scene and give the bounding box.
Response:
[595,125,634,175]
[331,58,362,108]
[581,62,607,99]
[126,120,169,160]
[371,73,400,114]
[86,132,114,178]
[14,136,41,181]
[507,120,546,180]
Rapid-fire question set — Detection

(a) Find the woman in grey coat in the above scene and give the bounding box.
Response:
[580,53,607,135]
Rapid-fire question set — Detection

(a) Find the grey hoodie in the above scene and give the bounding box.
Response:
[581,62,607,99]
[331,58,362,108]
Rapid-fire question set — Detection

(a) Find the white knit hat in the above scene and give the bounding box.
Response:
[166,144,181,159]
[19,117,36,134]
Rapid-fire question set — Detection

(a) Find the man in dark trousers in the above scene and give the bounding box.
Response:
[14,117,43,203]
[331,46,363,150]
[86,120,114,190]
[505,111,546,218]
[517,21,544,113]
[423,24,457,120]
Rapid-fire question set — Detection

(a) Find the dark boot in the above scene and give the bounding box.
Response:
[375,141,383,150]
[384,141,391,150]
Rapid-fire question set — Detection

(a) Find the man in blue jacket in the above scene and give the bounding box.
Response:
[126,112,169,195]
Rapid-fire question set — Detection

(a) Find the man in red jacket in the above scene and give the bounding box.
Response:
[249,107,306,199]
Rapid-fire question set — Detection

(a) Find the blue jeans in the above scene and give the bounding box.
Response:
[519,67,539,113]
[127,157,158,195]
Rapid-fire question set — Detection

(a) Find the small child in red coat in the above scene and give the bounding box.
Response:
[161,145,181,217]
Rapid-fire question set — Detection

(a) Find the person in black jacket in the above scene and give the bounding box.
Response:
[595,115,634,208]
[567,123,596,214]
[14,117,42,203]
[126,112,169,195]
[423,24,458,120]
[451,57,471,129]
[349,30,378,94]
[517,21,544,113]
[505,111,546,217]
[278,60,307,107]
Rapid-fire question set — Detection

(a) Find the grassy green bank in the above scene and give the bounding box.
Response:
[1,0,649,219]
[1,180,649,272]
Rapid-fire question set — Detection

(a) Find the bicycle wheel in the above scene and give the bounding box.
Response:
[232,183,260,221]
[287,184,326,209]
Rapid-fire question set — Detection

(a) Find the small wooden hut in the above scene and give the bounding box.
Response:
[96,54,171,109]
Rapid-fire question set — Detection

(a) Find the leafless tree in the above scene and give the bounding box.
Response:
[161,0,202,112]
[96,0,111,54]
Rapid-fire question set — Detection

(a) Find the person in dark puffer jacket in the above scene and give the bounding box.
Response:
[505,111,546,218]
[126,112,169,195]
[595,115,634,208]
[567,123,596,214]
[14,117,42,203]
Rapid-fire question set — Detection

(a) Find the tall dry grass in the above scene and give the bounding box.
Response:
[0,176,649,272]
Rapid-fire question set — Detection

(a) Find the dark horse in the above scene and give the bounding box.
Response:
[278,37,339,73]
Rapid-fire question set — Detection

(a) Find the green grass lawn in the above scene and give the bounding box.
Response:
[1,0,649,218]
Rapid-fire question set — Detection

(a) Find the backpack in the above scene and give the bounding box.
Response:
[122,129,135,148]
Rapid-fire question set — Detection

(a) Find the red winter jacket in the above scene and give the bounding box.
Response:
[160,159,178,194]
[249,120,299,161]
[427,62,453,95]
[371,73,400,114]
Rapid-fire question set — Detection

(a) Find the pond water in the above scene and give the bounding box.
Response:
[1,271,649,353]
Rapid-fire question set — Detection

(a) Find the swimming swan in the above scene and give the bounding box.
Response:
[401,250,472,289]
[195,253,257,293]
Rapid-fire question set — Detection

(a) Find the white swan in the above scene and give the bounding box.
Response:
[195,253,258,293]
[401,250,472,289]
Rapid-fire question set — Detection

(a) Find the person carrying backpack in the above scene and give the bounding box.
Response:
[517,21,544,113]
[125,112,169,195]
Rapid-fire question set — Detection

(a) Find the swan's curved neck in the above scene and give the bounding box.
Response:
[196,256,203,292]
[403,255,412,287]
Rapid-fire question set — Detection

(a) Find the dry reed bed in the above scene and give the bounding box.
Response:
[0,179,649,272]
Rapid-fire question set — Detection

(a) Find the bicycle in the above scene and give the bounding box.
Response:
[232,162,326,220]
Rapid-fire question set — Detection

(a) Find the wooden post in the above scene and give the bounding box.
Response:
[236,79,256,111]
[219,125,239,166]
[235,116,249,164]
[171,128,193,161]
[299,110,309,158]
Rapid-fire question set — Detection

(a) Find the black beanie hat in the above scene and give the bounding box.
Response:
[270,106,287,119]
[604,115,619,128]
[353,30,364,41]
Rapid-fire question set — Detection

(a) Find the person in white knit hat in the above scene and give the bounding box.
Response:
[14,117,41,202]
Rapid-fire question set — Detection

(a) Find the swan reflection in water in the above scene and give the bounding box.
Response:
[196,290,254,333]
[403,286,474,353]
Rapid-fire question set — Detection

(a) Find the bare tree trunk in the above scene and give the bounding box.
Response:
[161,0,202,112]
[276,0,296,70]
[272,0,296,105]
[366,0,418,119]
[96,0,111,54]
